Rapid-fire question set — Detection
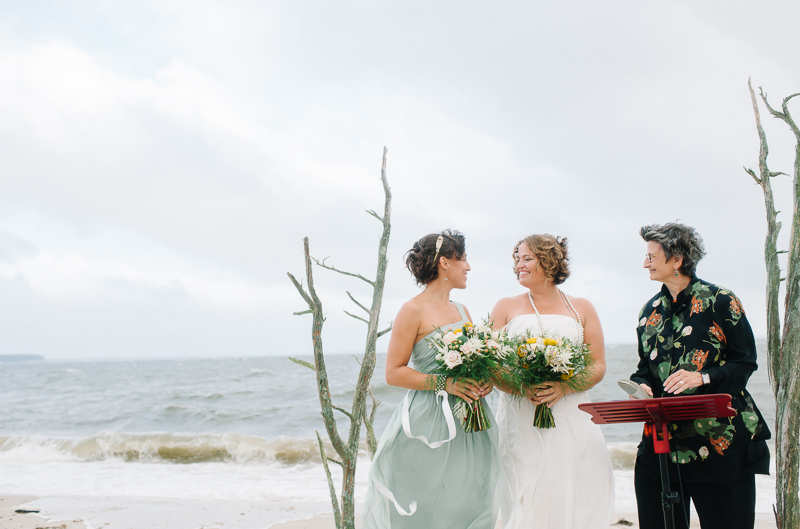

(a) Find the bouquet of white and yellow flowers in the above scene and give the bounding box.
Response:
[504,330,594,428]
[428,319,514,432]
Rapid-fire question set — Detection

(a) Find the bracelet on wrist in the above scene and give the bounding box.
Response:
[435,374,447,394]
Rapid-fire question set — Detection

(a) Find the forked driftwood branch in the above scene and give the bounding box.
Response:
[747,80,800,529]
[287,147,392,529]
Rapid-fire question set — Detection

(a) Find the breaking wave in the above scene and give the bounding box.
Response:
[0,433,639,468]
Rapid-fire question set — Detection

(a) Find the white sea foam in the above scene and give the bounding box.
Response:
[0,433,350,465]
[1,352,777,516]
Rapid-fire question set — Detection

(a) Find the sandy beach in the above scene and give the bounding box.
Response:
[1,494,778,529]
[270,512,779,529]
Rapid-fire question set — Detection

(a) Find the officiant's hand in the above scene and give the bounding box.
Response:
[528,382,570,407]
[629,383,653,399]
[664,370,702,394]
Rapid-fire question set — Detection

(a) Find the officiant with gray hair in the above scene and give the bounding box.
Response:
[631,221,770,529]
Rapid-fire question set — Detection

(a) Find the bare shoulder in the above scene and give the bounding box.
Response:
[493,293,528,311]
[564,294,599,318]
[395,299,425,322]
[490,294,528,326]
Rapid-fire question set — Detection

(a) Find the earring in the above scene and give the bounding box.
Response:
[445,269,449,281]
[674,270,679,277]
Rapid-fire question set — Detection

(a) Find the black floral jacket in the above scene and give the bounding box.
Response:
[631,277,771,483]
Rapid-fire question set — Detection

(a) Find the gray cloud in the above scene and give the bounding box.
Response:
[0,1,797,359]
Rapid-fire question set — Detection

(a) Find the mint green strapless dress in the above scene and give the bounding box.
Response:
[362,303,502,529]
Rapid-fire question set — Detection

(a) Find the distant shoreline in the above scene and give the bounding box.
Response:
[0,354,44,363]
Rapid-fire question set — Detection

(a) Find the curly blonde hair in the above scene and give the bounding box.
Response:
[513,234,570,285]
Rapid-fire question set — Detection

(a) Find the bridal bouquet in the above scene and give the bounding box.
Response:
[504,331,594,428]
[428,319,514,432]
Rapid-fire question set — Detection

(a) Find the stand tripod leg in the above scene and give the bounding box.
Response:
[658,452,680,529]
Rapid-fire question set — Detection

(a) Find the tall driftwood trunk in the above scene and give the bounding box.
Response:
[747,82,800,529]
[288,148,392,529]
[776,95,800,529]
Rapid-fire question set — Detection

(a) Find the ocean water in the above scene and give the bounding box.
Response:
[0,343,776,513]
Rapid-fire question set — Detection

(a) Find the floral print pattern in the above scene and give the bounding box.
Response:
[632,277,771,480]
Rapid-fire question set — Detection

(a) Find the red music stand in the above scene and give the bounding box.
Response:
[578,394,735,529]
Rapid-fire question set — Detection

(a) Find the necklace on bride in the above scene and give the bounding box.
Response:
[527,289,584,344]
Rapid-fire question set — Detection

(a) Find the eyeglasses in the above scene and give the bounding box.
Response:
[645,253,664,263]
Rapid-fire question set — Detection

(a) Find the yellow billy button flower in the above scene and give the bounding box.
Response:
[526,337,537,344]
[544,338,558,346]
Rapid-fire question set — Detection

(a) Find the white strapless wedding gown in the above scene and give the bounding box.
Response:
[497,314,614,529]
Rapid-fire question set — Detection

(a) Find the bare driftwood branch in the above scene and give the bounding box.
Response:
[297,238,348,459]
[366,209,384,222]
[289,357,316,371]
[744,166,760,184]
[316,431,342,529]
[346,291,371,315]
[377,324,392,338]
[287,148,393,529]
[364,387,381,460]
[287,272,313,308]
[343,310,369,324]
[313,257,375,287]
[332,405,355,421]
[749,79,784,386]
[749,80,800,529]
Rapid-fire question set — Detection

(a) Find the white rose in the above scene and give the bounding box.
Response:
[443,351,463,369]
[639,317,647,327]
[682,326,693,336]
[699,446,709,458]
[442,332,457,345]
[653,299,661,307]
[650,351,658,360]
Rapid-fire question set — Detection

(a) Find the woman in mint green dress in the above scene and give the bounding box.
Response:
[362,229,502,529]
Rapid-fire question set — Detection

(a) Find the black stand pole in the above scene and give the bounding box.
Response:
[577,395,736,529]
[658,452,679,529]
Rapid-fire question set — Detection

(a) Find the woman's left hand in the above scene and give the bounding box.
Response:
[529,382,570,407]
[663,369,703,394]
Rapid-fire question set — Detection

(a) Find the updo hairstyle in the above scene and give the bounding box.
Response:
[405,229,466,286]
[513,234,570,285]
[640,222,706,277]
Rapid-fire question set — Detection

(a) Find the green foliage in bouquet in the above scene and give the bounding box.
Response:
[502,330,595,428]
[427,319,514,432]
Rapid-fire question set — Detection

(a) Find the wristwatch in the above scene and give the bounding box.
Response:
[700,372,710,385]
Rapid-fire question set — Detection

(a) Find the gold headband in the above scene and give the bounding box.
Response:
[433,235,444,263]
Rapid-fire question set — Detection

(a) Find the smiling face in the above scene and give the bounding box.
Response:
[442,254,470,289]
[643,240,680,283]
[515,242,546,287]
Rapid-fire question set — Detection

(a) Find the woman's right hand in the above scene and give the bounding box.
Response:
[446,377,485,404]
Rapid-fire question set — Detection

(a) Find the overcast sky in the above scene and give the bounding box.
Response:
[1,1,799,360]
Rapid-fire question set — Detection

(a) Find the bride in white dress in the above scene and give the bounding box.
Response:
[490,234,614,529]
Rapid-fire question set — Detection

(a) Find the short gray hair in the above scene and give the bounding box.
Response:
[640,222,706,277]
